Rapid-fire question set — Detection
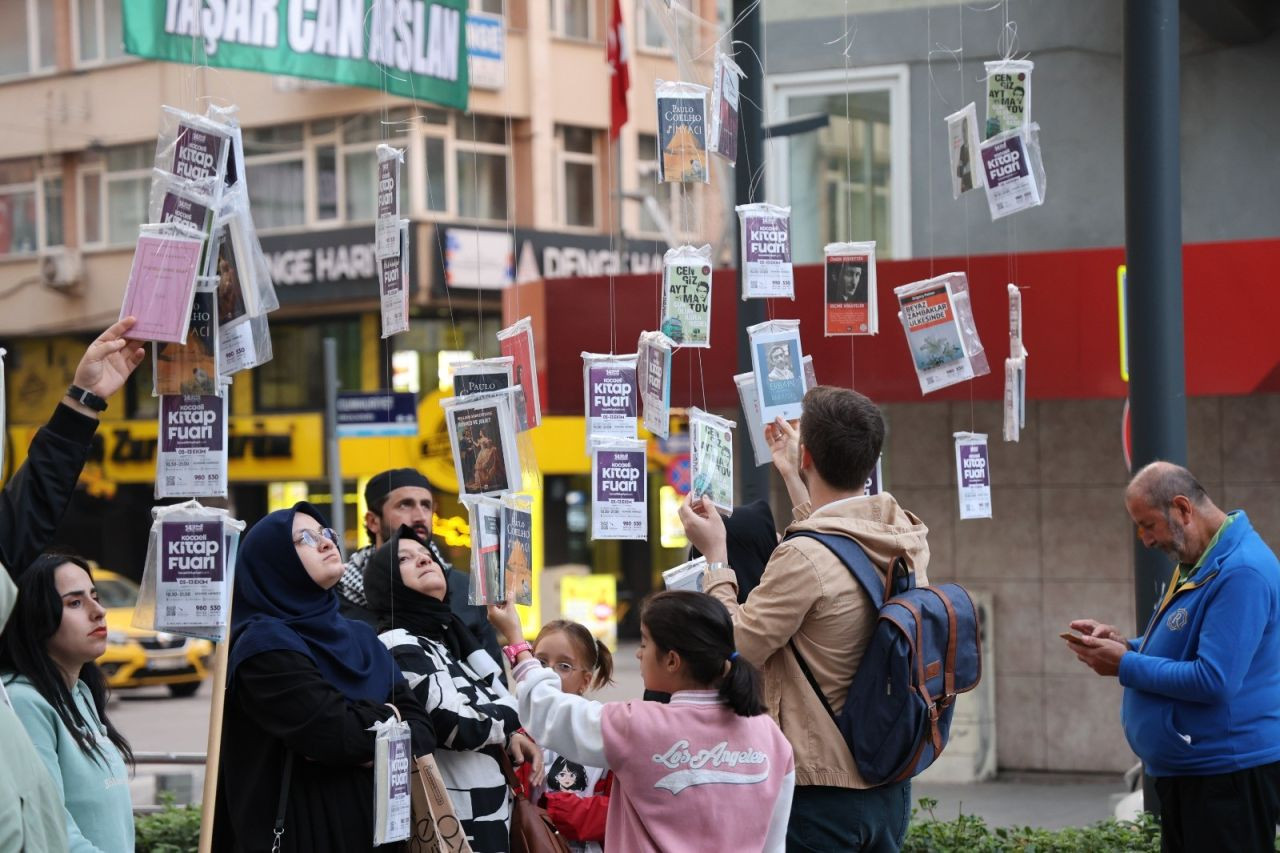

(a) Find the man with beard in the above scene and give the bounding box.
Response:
[1069,461,1280,852]
[337,468,502,672]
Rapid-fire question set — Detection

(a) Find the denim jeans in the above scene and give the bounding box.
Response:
[785,781,912,852]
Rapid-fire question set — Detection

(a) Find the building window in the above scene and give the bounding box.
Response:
[41,175,64,248]
[471,0,504,13]
[633,133,678,240]
[455,116,510,223]
[0,160,38,256]
[550,0,593,40]
[254,320,361,412]
[74,0,126,66]
[637,0,698,55]
[557,125,598,228]
[78,143,152,248]
[335,110,412,223]
[0,0,56,78]
[244,124,307,231]
[767,66,911,261]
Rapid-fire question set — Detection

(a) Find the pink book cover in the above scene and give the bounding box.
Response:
[120,232,205,343]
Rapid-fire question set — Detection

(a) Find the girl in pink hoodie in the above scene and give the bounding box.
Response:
[488,591,794,853]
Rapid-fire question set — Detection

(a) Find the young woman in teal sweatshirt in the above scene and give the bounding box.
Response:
[1,554,135,853]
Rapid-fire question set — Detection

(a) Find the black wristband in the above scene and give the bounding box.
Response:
[66,384,108,413]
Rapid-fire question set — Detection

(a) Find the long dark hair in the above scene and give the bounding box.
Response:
[640,591,765,717]
[0,554,134,767]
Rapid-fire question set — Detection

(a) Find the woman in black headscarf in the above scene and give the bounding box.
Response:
[212,503,434,853]
[364,525,540,853]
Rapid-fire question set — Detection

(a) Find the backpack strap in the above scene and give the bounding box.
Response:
[788,638,837,722]
[784,531,909,607]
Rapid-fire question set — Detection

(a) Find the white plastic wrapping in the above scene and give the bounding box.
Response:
[154,278,219,396]
[217,186,280,317]
[707,52,746,165]
[689,407,735,514]
[591,438,648,540]
[463,496,504,605]
[376,145,404,260]
[954,432,993,519]
[155,389,229,499]
[984,59,1033,138]
[443,389,523,498]
[154,106,233,201]
[980,123,1046,220]
[219,306,273,377]
[736,203,794,300]
[1004,283,1027,442]
[824,241,878,335]
[582,352,638,452]
[453,356,514,396]
[663,555,706,592]
[119,224,205,344]
[655,79,710,183]
[133,501,245,642]
[637,331,675,439]
[148,170,218,276]
[894,272,990,394]
[371,716,412,845]
[380,218,410,338]
[497,316,543,431]
[661,244,713,347]
[945,102,985,198]
[747,319,806,424]
[734,372,771,468]
[500,493,534,606]
[802,354,817,391]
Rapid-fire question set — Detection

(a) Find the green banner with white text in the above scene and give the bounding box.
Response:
[124,0,469,111]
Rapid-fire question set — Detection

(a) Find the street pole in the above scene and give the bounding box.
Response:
[734,0,768,505]
[323,337,345,547]
[1124,0,1187,813]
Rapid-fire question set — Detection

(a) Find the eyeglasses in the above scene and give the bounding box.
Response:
[293,528,340,551]
[536,659,587,675]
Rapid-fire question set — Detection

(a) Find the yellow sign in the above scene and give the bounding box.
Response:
[1117,265,1129,383]
[560,574,618,653]
[659,485,688,549]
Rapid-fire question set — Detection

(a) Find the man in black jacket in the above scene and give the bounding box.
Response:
[0,316,145,852]
[337,468,504,673]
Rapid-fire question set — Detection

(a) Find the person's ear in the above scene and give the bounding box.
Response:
[365,511,381,540]
[1170,495,1194,526]
[799,444,813,470]
[664,648,682,675]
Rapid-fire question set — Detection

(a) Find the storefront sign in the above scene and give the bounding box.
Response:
[261,226,416,306]
[337,391,419,437]
[467,12,504,90]
[123,1,470,111]
[436,226,666,291]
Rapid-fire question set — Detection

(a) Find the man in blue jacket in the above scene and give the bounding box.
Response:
[1070,461,1280,852]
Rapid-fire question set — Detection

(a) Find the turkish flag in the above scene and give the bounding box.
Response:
[607,0,630,140]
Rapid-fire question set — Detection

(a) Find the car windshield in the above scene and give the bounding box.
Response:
[95,577,139,609]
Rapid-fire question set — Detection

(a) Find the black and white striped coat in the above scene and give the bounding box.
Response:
[378,628,520,853]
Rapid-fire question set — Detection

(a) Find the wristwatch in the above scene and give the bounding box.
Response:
[502,641,533,666]
[66,384,108,413]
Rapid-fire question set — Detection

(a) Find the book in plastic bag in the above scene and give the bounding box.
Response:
[980,123,1046,220]
[444,391,522,498]
[984,59,1033,138]
[894,272,990,394]
[663,556,707,592]
[156,391,228,499]
[591,438,648,540]
[690,407,735,514]
[824,241,878,335]
[661,244,713,347]
[945,102,985,198]
[708,51,746,165]
[154,281,219,396]
[954,432,993,519]
[655,80,710,183]
[734,372,771,468]
[496,316,543,430]
[582,352,638,451]
[380,219,411,338]
[372,714,413,845]
[637,331,675,439]
[748,319,806,424]
[464,496,504,605]
[501,494,534,606]
[119,226,205,343]
[737,203,794,299]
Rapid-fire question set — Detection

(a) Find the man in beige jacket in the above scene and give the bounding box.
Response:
[680,386,930,851]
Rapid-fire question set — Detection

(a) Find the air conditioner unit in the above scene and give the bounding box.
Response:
[39,248,82,292]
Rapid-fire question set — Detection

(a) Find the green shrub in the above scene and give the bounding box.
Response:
[903,796,1163,852]
[134,793,201,853]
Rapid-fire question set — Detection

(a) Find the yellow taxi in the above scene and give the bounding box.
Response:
[91,567,214,698]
